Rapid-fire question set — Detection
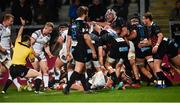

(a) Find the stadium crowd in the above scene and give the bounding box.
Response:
[0,0,180,95]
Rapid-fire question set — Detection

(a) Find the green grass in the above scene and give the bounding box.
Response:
[0,86,180,102]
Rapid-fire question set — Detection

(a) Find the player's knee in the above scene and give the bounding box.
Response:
[136,62,145,68]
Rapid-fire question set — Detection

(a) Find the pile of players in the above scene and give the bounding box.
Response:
[1,6,180,94]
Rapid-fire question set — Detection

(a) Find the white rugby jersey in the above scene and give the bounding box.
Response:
[0,24,11,49]
[61,29,68,51]
[59,29,68,56]
[31,30,50,54]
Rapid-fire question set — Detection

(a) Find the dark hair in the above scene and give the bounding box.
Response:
[111,17,125,30]
[3,14,14,21]
[58,23,69,28]
[21,35,30,42]
[130,13,140,20]
[144,12,153,21]
[76,6,88,17]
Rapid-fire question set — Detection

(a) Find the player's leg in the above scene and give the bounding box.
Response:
[63,61,85,94]
[25,68,42,93]
[39,60,49,90]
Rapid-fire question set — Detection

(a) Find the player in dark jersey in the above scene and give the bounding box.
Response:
[94,19,132,89]
[127,14,154,85]
[85,31,103,79]
[142,12,180,87]
[63,6,97,94]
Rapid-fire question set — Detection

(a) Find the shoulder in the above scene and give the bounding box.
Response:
[152,22,159,27]
[0,24,4,31]
[32,30,41,38]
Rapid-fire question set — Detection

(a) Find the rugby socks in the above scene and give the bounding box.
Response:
[65,71,79,91]
[3,79,13,92]
[67,70,73,81]
[13,78,21,90]
[79,73,89,91]
[34,76,42,92]
[43,75,49,88]
[8,74,21,90]
[86,69,93,79]
[54,69,61,82]
[156,71,172,86]
[124,60,133,79]
[110,72,119,87]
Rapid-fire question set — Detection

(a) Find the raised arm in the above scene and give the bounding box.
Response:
[16,17,25,39]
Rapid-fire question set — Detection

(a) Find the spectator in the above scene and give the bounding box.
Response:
[0,0,11,12]
[169,0,180,21]
[112,0,128,21]
[34,0,49,24]
[68,0,80,22]
[88,0,107,22]
[46,0,59,22]
[80,0,91,6]
[11,0,32,25]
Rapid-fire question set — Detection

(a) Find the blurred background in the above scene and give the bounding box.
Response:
[0,0,179,42]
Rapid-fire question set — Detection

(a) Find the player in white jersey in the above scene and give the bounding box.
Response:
[0,14,21,91]
[52,24,70,83]
[30,22,54,91]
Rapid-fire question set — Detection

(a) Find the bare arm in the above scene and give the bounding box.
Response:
[84,33,97,59]
[44,44,53,58]
[155,33,164,46]
[66,35,71,55]
[96,22,109,27]
[16,17,25,39]
[152,33,164,53]
[30,37,36,46]
[138,38,152,48]
[98,46,103,66]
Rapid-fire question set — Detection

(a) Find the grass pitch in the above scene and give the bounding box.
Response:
[0,85,180,102]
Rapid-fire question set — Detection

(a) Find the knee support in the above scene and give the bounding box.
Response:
[147,58,154,64]
[136,62,145,68]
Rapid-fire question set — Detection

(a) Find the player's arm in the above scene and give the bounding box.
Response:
[155,32,163,47]
[84,33,97,59]
[66,35,72,61]
[0,46,7,54]
[30,31,39,46]
[30,36,36,46]
[16,17,25,39]
[0,29,6,54]
[96,21,109,27]
[98,46,103,66]
[44,44,53,58]
[152,25,163,53]
[138,38,152,48]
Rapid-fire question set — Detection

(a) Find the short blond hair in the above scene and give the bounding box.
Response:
[44,22,54,28]
[3,13,14,21]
